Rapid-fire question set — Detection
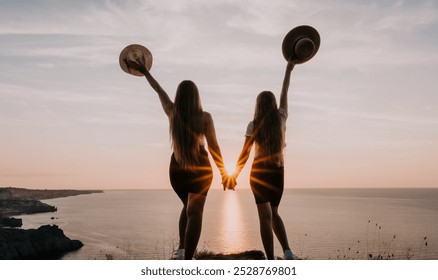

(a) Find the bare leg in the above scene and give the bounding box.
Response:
[184,193,207,260]
[272,206,291,252]
[178,199,188,250]
[256,202,274,260]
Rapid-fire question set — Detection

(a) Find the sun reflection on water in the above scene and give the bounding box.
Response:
[218,190,246,253]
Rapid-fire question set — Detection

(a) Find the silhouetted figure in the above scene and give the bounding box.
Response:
[230,61,295,260]
[122,46,227,260]
[229,25,320,260]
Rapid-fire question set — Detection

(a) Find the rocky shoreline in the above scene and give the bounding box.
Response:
[0,225,83,260]
[0,187,103,220]
[0,216,23,227]
[0,199,57,217]
[0,187,102,259]
[2,187,103,201]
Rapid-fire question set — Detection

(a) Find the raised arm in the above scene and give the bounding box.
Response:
[203,112,227,185]
[279,61,295,112]
[142,70,174,116]
[125,57,174,117]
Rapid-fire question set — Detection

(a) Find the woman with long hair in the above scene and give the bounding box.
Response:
[125,50,227,260]
[230,61,295,260]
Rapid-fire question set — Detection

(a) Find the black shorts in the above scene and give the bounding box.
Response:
[169,148,213,201]
[250,160,284,207]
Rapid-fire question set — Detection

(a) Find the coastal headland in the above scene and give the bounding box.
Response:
[0,187,103,259]
[0,187,103,217]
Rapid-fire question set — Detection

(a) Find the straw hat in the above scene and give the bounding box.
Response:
[119,44,153,76]
[282,25,320,64]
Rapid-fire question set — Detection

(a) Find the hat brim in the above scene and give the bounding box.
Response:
[119,44,153,76]
[282,25,320,64]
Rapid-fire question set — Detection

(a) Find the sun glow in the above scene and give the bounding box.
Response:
[225,162,236,175]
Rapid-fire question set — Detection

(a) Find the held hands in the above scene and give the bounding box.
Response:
[221,170,238,191]
[228,172,238,191]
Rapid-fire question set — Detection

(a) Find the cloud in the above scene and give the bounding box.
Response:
[1,0,438,188]
[2,0,436,71]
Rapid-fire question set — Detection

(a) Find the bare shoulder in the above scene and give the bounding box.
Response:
[203,111,214,131]
[203,111,212,119]
[166,109,174,120]
[203,111,213,123]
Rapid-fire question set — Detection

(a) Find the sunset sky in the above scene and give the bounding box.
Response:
[1,0,437,189]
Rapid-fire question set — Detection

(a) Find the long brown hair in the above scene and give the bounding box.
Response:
[253,91,284,161]
[170,80,204,169]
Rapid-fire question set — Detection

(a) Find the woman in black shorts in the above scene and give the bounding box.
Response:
[230,61,295,260]
[124,50,227,260]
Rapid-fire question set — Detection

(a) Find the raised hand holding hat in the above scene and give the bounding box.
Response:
[282,25,320,64]
[119,44,153,76]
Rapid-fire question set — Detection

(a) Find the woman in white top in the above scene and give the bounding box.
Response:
[125,51,227,260]
[231,61,295,260]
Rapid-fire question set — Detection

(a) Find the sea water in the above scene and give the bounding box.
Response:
[18,188,438,260]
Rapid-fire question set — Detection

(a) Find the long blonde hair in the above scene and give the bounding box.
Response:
[170,80,204,169]
[253,91,285,161]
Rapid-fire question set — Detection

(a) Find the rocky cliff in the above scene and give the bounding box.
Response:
[0,225,83,259]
